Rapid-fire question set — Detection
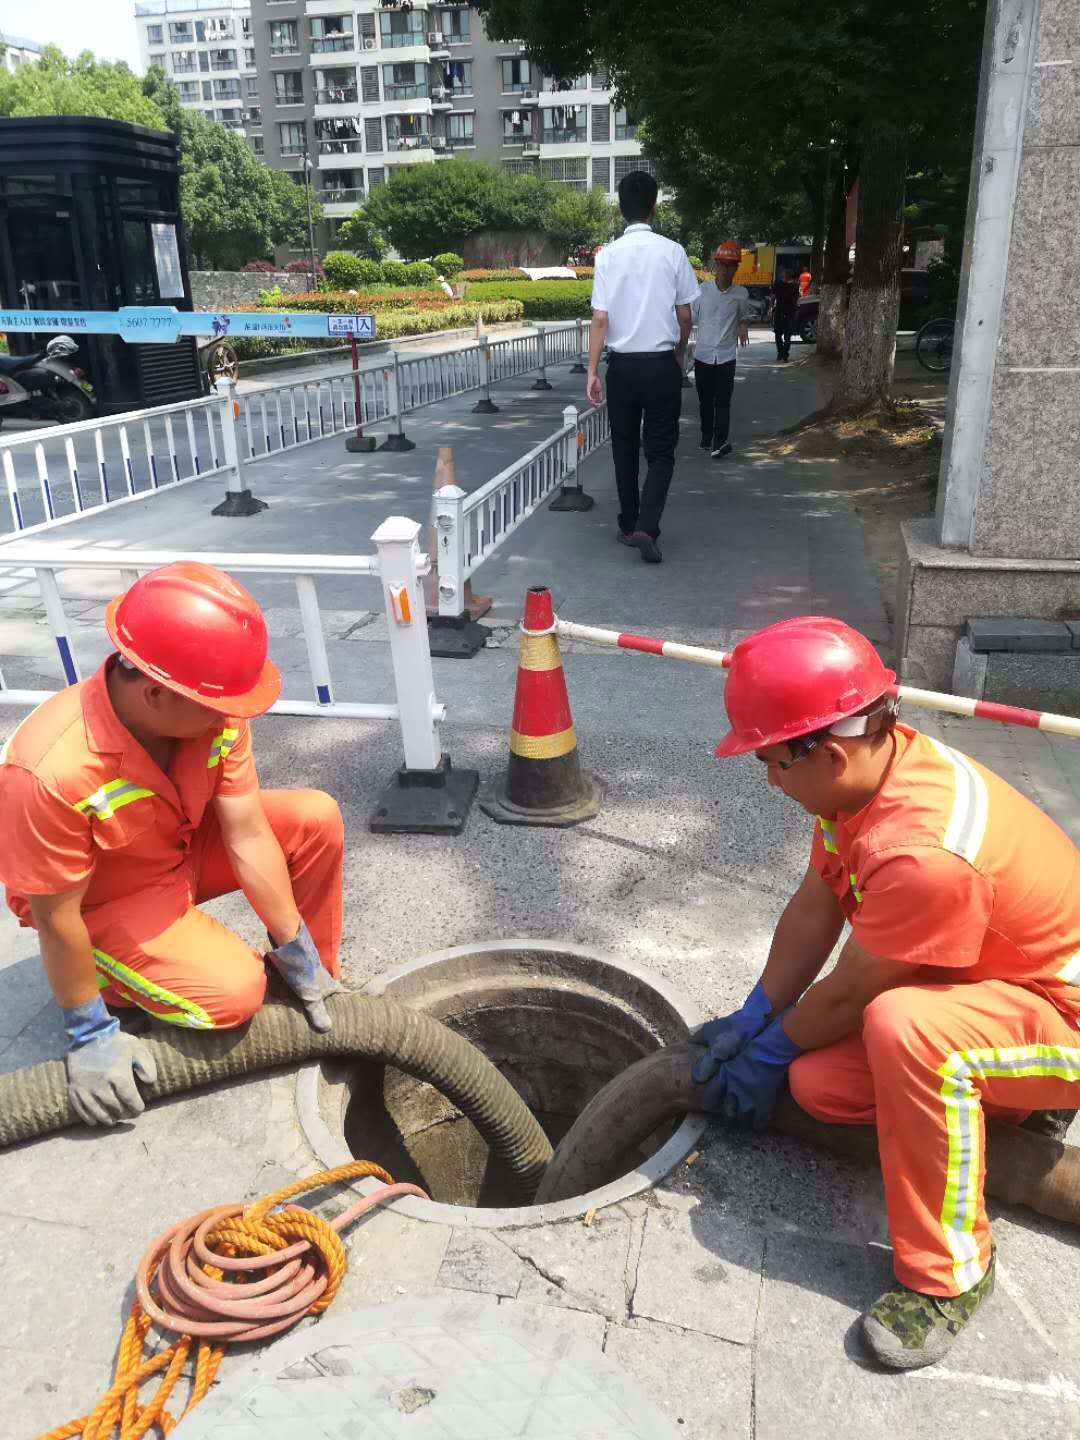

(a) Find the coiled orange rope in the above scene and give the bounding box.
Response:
[37,1159,428,1440]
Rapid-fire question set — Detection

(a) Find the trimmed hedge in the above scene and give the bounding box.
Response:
[463,279,593,319]
[433,251,464,277]
[262,288,451,313]
[460,267,530,283]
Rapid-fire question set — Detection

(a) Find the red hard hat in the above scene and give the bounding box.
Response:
[714,240,741,264]
[715,617,895,759]
[105,562,281,718]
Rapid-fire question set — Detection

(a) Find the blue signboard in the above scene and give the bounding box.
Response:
[0,306,377,343]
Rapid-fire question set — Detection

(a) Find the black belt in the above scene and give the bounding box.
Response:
[608,349,676,359]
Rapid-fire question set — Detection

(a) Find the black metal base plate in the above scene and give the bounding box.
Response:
[379,432,417,452]
[569,363,588,374]
[531,378,554,391]
[548,488,595,512]
[428,612,488,659]
[472,398,500,414]
[345,434,378,452]
[211,489,269,517]
[370,754,479,835]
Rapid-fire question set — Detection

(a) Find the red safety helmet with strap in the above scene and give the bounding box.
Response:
[715,616,896,758]
[713,240,741,264]
[104,561,281,718]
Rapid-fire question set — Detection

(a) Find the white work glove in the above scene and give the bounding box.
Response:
[62,997,157,1126]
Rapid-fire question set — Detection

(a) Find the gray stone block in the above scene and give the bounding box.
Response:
[439,1229,523,1299]
[952,636,987,699]
[967,617,1073,652]
[631,1203,763,1345]
[502,1212,633,1320]
[1067,619,1080,650]
[984,651,1080,716]
[605,1318,753,1440]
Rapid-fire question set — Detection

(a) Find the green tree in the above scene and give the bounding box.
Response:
[541,186,619,258]
[336,206,389,260]
[0,44,165,126]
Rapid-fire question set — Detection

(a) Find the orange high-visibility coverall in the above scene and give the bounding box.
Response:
[788,725,1080,1296]
[0,659,343,1029]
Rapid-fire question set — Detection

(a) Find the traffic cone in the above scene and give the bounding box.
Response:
[481,586,602,827]
[422,446,491,621]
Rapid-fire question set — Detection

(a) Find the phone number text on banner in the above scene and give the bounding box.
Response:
[0,308,376,344]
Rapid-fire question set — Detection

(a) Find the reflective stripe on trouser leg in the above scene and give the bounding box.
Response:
[938,1044,1080,1290]
[93,947,216,1029]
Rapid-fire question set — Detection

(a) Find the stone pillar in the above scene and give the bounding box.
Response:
[896,0,1080,706]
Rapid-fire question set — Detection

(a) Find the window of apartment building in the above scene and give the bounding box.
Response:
[145,24,163,45]
[316,116,362,154]
[211,49,237,71]
[172,50,198,74]
[592,155,611,192]
[274,71,304,104]
[316,68,357,103]
[541,157,588,190]
[168,21,193,44]
[439,8,470,42]
[382,62,426,100]
[447,112,475,147]
[245,106,262,127]
[501,58,531,93]
[148,53,165,71]
[217,108,243,128]
[204,16,233,40]
[199,52,210,71]
[592,70,610,89]
[614,108,637,141]
[386,114,429,149]
[368,167,386,187]
[241,16,251,38]
[245,75,260,97]
[360,65,379,102]
[542,74,588,91]
[244,47,256,68]
[214,79,241,100]
[364,117,384,152]
[591,105,610,142]
[269,21,299,56]
[278,121,307,157]
[502,109,529,145]
[379,9,425,48]
[614,154,656,183]
[358,13,376,48]
[249,135,265,155]
[176,81,199,102]
[202,81,212,101]
[541,105,587,144]
[440,59,471,95]
[310,16,354,53]
[503,158,538,178]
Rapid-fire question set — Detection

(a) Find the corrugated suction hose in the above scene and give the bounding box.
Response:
[534,1040,1080,1223]
[0,994,553,1198]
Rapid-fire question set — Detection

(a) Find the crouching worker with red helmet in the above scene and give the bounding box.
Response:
[697,617,1080,1369]
[0,562,344,1128]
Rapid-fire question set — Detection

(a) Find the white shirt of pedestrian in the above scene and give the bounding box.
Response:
[693,280,751,365]
[590,225,699,354]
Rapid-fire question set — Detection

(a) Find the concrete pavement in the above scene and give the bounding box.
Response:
[1,338,1078,1439]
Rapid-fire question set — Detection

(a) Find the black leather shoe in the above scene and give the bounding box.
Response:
[629,531,662,563]
[617,529,637,547]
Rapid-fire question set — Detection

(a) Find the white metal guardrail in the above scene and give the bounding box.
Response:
[433,399,610,619]
[0,519,449,775]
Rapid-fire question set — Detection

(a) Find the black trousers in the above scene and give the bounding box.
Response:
[694,358,736,447]
[774,312,795,359]
[606,350,683,538]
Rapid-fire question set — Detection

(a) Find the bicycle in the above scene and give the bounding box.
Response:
[915,316,955,373]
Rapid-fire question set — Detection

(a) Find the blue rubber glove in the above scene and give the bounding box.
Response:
[692,981,775,1083]
[266,918,342,1033]
[698,1016,802,1129]
[62,995,157,1127]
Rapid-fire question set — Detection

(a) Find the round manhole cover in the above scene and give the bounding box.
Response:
[172,1294,683,1438]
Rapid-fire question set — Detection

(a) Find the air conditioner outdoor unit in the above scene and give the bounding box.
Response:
[432,136,447,149]
[522,89,535,98]
[428,30,446,45]
[432,85,447,100]
[362,37,377,50]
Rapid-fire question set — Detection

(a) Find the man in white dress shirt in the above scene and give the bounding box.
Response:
[693,242,751,459]
[587,171,698,565]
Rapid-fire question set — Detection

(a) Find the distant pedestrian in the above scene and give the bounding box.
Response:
[587,170,698,566]
[772,267,799,362]
[799,266,813,298]
[692,241,750,460]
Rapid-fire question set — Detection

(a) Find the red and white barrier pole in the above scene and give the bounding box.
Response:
[553,617,1080,740]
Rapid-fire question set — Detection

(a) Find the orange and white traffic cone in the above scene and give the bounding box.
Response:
[481,586,602,827]
[422,446,492,621]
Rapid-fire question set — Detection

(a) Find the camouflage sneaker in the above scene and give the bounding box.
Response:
[861,1255,996,1370]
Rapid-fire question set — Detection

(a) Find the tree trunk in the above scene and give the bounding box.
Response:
[836,124,909,408]
[816,155,853,359]
[803,163,825,291]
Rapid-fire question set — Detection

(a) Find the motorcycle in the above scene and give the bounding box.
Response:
[0,334,96,428]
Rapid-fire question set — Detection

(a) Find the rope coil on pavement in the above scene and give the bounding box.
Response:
[37,1159,428,1440]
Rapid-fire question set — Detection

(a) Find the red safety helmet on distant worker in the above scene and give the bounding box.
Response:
[105,561,281,718]
[713,241,741,264]
[715,616,896,758]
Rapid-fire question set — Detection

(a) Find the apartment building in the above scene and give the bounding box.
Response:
[245,1,655,247]
[135,0,259,138]
[0,34,43,72]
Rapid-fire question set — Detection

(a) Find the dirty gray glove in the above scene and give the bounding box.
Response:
[266,918,342,1033]
[62,996,157,1127]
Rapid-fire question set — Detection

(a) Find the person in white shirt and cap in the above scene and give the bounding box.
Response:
[587,171,699,565]
[693,241,751,459]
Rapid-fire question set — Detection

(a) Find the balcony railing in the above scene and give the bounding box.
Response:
[172,61,198,73]
[318,138,363,155]
[384,82,428,100]
[381,30,427,49]
[311,36,354,53]
[269,42,299,55]
[315,86,359,104]
[541,128,587,145]
[389,134,431,150]
[275,92,306,105]
[211,60,237,71]
[279,145,306,157]
[220,119,244,129]
[318,186,365,204]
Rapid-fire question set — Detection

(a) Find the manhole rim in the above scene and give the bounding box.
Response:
[295,938,709,1229]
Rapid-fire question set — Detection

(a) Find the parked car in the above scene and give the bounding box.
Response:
[795,268,933,344]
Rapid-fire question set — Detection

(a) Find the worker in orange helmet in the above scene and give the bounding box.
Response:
[695,616,1080,1369]
[0,562,344,1128]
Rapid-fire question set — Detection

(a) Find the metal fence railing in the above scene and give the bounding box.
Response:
[433,399,610,619]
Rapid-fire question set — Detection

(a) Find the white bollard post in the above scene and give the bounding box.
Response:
[531,322,554,391]
[428,483,486,659]
[370,515,479,834]
[548,402,595,513]
[472,336,499,414]
[378,352,416,453]
[211,379,268,517]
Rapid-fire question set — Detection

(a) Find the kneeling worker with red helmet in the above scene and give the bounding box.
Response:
[696,616,1080,1368]
[0,563,344,1128]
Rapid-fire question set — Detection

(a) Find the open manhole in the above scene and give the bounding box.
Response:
[295,941,708,1227]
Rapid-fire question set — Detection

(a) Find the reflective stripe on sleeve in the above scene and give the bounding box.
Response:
[818,816,838,855]
[207,727,240,769]
[74,777,154,822]
[926,738,989,866]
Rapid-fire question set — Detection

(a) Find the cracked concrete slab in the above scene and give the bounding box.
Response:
[501,1212,635,1321]
[631,1203,764,1345]
[605,1318,753,1440]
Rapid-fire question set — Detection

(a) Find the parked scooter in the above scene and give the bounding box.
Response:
[0,335,96,428]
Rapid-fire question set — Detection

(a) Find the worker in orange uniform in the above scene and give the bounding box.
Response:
[0,562,344,1128]
[694,617,1080,1369]
[798,265,812,297]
